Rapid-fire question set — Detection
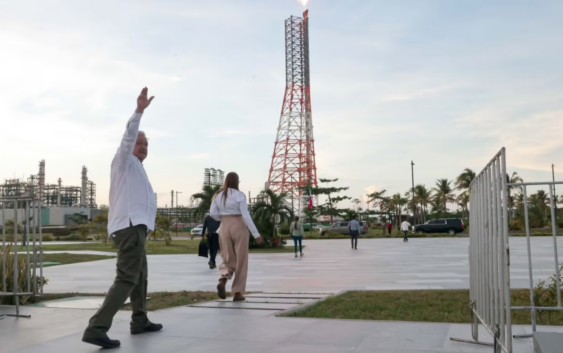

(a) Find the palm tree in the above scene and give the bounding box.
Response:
[433,179,455,214]
[390,193,408,228]
[505,172,524,219]
[455,168,476,192]
[506,171,524,199]
[367,189,387,211]
[414,184,432,222]
[457,192,470,220]
[191,184,222,221]
[253,190,293,238]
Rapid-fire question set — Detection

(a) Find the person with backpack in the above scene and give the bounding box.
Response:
[290,216,304,258]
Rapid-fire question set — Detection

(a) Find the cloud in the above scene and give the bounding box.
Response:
[184,154,210,160]
[212,130,245,136]
[455,109,563,171]
[381,84,460,102]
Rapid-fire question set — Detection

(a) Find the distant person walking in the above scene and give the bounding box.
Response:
[401,220,411,242]
[349,215,361,249]
[202,215,221,269]
[290,216,304,258]
[210,172,262,302]
[82,88,161,349]
[387,221,393,235]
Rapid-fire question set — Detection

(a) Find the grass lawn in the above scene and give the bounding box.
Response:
[40,253,115,267]
[286,290,563,326]
[27,291,218,311]
[34,239,297,255]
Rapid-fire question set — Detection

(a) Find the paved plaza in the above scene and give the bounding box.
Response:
[43,237,563,293]
[2,237,563,352]
[2,303,561,353]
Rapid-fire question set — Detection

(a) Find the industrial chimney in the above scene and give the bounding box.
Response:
[38,160,46,201]
[81,166,88,207]
[57,178,62,207]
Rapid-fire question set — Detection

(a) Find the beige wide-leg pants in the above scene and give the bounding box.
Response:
[218,215,250,293]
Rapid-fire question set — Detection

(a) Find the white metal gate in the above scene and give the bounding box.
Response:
[452,148,513,352]
[0,185,43,320]
[452,148,563,352]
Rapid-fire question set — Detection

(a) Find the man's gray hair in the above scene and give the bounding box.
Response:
[138,131,148,139]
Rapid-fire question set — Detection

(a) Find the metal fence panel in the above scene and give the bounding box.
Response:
[0,186,43,319]
[461,148,513,353]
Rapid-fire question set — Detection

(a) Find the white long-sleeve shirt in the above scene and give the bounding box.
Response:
[401,221,411,231]
[210,189,261,238]
[107,112,157,235]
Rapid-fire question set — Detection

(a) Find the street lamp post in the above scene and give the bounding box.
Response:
[553,164,558,221]
[411,161,416,224]
[175,191,182,237]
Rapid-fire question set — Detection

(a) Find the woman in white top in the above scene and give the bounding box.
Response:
[210,172,262,302]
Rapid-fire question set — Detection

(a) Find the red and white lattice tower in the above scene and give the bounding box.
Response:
[268,10,317,212]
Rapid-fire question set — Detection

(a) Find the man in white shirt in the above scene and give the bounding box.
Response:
[83,88,161,349]
[401,220,411,242]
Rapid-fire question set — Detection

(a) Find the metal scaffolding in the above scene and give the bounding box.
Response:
[204,168,225,187]
[1,160,97,209]
[268,10,318,213]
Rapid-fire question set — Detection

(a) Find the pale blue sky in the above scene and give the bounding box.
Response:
[1,0,562,208]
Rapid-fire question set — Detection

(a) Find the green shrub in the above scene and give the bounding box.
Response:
[279,224,290,235]
[42,234,55,241]
[0,243,48,305]
[52,228,71,237]
[509,220,521,231]
[60,234,83,241]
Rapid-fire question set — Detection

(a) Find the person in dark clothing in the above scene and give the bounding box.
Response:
[202,215,221,269]
[387,222,393,235]
[348,215,361,250]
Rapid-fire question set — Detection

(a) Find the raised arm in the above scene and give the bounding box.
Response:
[114,87,155,167]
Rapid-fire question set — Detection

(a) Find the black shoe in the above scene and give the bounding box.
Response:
[82,333,121,349]
[131,322,163,335]
[217,279,227,299]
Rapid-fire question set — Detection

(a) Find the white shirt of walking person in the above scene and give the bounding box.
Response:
[210,187,263,245]
[401,221,411,231]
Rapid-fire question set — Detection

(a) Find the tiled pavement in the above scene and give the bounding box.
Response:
[42,237,563,293]
[1,303,560,353]
[3,238,563,352]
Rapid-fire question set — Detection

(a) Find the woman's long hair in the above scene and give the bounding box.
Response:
[294,216,299,231]
[221,172,240,205]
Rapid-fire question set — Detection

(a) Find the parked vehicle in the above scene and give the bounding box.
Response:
[413,218,464,236]
[191,224,204,237]
[321,221,368,236]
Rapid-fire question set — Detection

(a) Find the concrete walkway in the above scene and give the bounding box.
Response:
[42,238,563,293]
[1,303,559,353]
